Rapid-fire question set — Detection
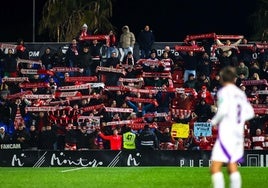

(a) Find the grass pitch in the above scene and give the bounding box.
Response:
[0,167,267,188]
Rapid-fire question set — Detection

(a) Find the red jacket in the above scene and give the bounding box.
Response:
[99,133,122,150]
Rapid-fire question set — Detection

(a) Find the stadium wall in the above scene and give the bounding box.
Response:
[0,150,267,167]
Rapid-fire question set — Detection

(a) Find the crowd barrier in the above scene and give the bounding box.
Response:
[0,149,267,167]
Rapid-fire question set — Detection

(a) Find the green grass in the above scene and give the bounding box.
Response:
[0,167,267,188]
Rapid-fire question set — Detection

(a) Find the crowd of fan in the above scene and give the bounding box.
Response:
[0,26,268,151]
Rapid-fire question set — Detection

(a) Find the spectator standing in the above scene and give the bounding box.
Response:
[210,66,254,188]
[260,60,268,79]
[90,39,102,76]
[35,111,50,132]
[16,38,29,60]
[102,51,121,86]
[65,38,79,75]
[28,124,39,150]
[217,50,232,70]
[181,50,199,83]
[238,38,253,66]
[40,47,54,70]
[3,48,18,77]
[138,25,155,58]
[155,84,175,115]
[77,23,92,47]
[137,124,159,150]
[77,44,93,76]
[52,46,66,67]
[171,92,195,112]
[64,124,79,150]
[0,126,12,144]
[12,124,30,149]
[38,125,57,150]
[154,126,175,150]
[98,128,122,150]
[107,30,118,58]
[0,94,12,134]
[119,25,136,57]
[215,38,242,58]
[76,124,99,150]
[197,52,212,78]
[122,126,137,150]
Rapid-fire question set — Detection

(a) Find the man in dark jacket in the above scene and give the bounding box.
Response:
[77,43,93,76]
[137,124,159,150]
[138,25,155,59]
[0,126,12,144]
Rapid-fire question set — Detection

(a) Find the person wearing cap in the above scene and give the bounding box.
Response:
[78,23,91,40]
[0,126,12,144]
[197,85,215,105]
[76,23,92,47]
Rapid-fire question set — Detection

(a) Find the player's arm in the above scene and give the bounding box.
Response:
[211,94,228,126]
[243,98,255,121]
[98,132,111,141]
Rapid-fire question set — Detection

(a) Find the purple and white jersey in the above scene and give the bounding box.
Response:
[211,84,254,163]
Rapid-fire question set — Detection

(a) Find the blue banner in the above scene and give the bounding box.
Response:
[193,122,212,137]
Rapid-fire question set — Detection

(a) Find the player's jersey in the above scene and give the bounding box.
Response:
[211,84,254,162]
[211,84,254,135]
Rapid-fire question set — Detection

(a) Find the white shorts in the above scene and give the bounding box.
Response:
[210,138,244,163]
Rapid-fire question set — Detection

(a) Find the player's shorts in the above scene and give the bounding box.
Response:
[210,138,244,163]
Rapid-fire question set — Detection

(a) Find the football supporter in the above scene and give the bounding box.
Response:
[98,127,122,150]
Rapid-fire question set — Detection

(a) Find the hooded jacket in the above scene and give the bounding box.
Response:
[119,25,136,48]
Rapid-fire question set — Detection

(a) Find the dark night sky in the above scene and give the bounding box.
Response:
[0,0,257,43]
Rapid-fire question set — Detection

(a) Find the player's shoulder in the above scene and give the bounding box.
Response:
[226,84,247,99]
[218,84,240,95]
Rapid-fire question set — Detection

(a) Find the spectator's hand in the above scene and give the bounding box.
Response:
[152,122,158,129]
